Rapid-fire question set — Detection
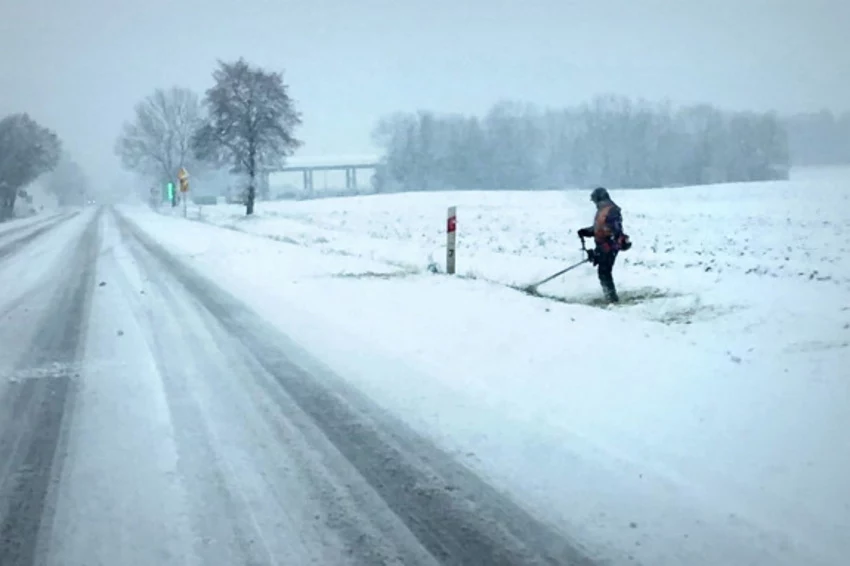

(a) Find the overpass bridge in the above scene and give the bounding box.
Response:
[269,155,381,191]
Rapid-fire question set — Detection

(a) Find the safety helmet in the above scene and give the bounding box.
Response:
[590,187,610,203]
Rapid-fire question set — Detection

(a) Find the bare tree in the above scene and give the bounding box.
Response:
[192,58,302,215]
[115,86,203,185]
[0,113,61,220]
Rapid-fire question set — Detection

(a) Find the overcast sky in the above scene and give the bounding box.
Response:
[1,0,848,192]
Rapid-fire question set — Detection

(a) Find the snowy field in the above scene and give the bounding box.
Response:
[126,166,850,566]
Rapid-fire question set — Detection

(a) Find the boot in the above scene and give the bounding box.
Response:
[603,283,619,303]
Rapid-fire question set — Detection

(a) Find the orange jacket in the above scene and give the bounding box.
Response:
[590,200,624,252]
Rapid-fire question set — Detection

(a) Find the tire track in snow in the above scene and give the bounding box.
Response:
[0,210,100,566]
[0,212,67,241]
[116,211,436,565]
[0,212,80,263]
[116,211,602,566]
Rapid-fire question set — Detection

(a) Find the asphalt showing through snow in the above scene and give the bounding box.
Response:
[0,209,99,565]
[0,207,604,566]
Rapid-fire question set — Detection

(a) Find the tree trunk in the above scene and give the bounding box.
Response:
[246,183,255,215]
[246,149,257,215]
[1,201,14,221]
[0,188,17,221]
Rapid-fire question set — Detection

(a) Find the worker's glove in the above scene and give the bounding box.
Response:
[586,249,599,266]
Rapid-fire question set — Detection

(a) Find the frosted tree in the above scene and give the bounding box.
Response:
[115,86,204,185]
[371,96,791,191]
[0,113,61,219]
[439,115,481,189]
[783,110,850,166]
[483,101,542,189]
[192,58,302,215]
[372,113,414,192]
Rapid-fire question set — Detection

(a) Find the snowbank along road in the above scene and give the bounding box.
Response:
[0,207,602,565]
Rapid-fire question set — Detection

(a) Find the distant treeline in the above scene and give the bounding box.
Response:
[783,110,850,166]
[371,95,791,192]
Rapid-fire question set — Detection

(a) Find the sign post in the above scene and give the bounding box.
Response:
[177,167,190,218]
[446,206,457,275]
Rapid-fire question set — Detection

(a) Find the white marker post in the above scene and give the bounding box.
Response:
[446,206,457,275]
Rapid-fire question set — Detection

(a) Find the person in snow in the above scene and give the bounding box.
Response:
[577,187,631,303]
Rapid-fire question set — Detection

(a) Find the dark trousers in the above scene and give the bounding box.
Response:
[596,250,619,302]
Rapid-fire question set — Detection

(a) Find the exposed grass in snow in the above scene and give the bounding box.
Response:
[329,270,419,280]
[519,285,677,306]
[134,166,850,566]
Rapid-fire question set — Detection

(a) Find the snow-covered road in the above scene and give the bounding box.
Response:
[0,208,597,566]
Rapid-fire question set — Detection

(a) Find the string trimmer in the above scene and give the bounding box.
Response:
[523,237,595,295]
